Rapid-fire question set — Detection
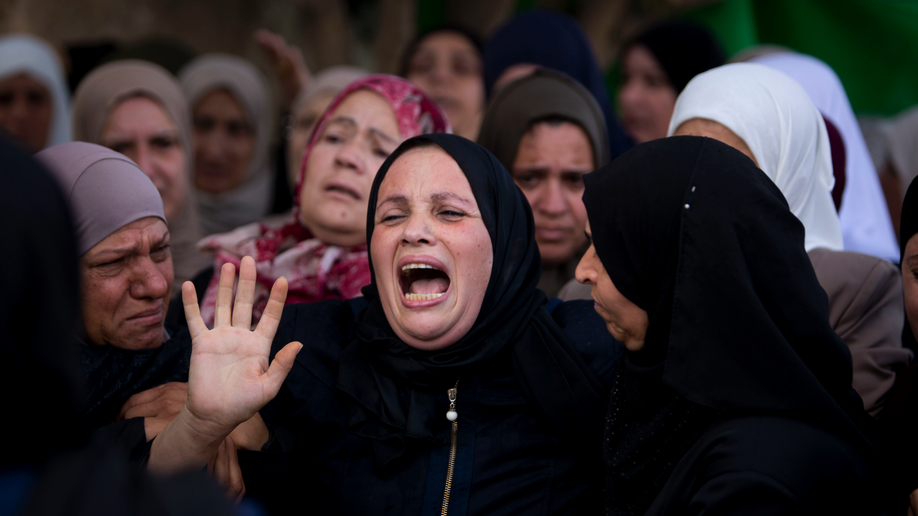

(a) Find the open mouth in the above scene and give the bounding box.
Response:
[400,263,450,301]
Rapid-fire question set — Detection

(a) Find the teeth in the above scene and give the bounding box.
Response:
[401,263,438,273]
[404,292,445,301]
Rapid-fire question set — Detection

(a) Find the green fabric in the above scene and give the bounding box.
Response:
[419,0,918,116]
[687,0,918,116]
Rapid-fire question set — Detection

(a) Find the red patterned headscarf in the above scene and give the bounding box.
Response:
[198,75,450,327]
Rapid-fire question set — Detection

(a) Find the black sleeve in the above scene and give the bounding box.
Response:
[91,417,151,464]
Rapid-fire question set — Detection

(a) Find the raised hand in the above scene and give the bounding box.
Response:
[255,29,311,108]
[148,256,301,474]
[182,256,302,436]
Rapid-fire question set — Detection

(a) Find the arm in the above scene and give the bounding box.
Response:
[148,256,302,474]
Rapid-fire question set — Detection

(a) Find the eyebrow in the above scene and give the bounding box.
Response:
[92,231,171,258]
[370,128,399,144]
[431,191,474,205]
[325,117,356,129]
[378,194,409,207]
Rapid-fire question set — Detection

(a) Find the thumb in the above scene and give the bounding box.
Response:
[264,341,303,396]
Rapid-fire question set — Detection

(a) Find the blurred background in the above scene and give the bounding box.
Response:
[2,0,917,117]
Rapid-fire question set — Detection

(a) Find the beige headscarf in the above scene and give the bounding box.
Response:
[72,59,209,296]
[179,54,274,236]
[860,106,918,202]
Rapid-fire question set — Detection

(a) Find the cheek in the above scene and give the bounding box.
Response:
[650,90,677,122]
[904,279,918,323]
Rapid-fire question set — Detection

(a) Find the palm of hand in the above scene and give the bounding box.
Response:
[182,257,301,435]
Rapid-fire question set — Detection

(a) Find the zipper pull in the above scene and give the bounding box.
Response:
[446,387,458,421]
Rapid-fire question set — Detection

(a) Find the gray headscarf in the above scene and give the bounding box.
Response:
[477,68,609,171]
[72,60,209,295]
[179,53,274,236]
[36,142,164,256]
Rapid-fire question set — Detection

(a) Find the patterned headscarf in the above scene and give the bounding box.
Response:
[198,75,450,326]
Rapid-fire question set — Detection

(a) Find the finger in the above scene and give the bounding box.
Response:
[124,397,186,420]
[208,440,224,474]
[117,382,187,419]
[264,341,303,397]
[182,281,208,340]
[233,256,257,328]
[215,262,237,327]
[225,436,246,503]
[254,276,288,341]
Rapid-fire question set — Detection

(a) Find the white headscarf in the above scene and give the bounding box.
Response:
[668,63,844,253]
[750,52,899,262]
[0,34,72,148]
[179,53,274,236]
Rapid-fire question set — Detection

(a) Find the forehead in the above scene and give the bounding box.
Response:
[378,146,475,201]
[416,32,478,56]
[194,88,245,118]
[0,72,49,91]
[86,217,168,255]
[329,89,397,125]
[108,95,176,130]
[516,121,594,166]
[624,44,665,74]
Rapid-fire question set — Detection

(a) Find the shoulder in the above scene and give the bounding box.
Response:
[551,299,623,383]
[808,249,900,301]
[654,416,877,515]
[273,299,359,386]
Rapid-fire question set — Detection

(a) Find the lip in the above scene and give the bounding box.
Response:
[432,96,457,109]
[195,163,231,179]
[324,180,362,201]
[535,227,571,242]
[126,307,164,326]
[397,255,451,309]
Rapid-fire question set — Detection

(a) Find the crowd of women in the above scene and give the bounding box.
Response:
[4,8,918,515]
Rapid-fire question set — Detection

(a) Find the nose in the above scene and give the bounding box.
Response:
[10,94,29,120]
[130,257,170,301]
[334,138,366,175]
[197,128,223,160]
[134,144,155,181]
[430,61,451,85]
[535,178,567,217]
[400,213,436,247]
[618,80,646,111]
[575,247,598,285]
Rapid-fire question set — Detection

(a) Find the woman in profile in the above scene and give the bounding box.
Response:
[576,136,880,514]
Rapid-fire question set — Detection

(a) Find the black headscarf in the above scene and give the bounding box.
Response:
[584,136,871,515]
[482,9,633,159]
[337,133,609,468]
[0,136,83,469]
[625,21,725,94]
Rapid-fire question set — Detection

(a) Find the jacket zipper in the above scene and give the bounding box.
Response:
[441,378,460,516]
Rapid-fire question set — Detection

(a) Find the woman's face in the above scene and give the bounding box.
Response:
[902,234,918,343]
[298,89,400,247]
[192,89,256,193]
[80,216,174,350]
[372,145,493,351]
[512,120,593,266]
[101,96,188,222]
[576,221,648,351]
[672,118,758,166]
[618,45,677,144]
[406,31,484,140]
[287,90,337,188]
[0,73,52,152]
